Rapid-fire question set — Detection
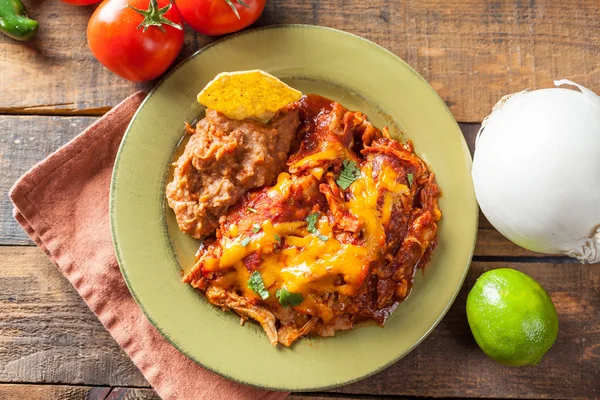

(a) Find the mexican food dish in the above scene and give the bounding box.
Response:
[166,71,441,346]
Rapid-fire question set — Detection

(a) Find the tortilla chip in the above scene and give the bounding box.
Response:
[197,70,302,123]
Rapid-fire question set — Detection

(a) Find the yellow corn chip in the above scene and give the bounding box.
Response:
[197,70,302,123]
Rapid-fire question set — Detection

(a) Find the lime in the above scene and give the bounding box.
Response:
[466,268,558,366]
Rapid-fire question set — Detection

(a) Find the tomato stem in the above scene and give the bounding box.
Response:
[224,0,251,20]
[129,0,183,33]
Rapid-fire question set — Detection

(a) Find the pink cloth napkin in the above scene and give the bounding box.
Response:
[9,92,288,400]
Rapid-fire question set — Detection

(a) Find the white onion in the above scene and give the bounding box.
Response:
[472,80,600,263]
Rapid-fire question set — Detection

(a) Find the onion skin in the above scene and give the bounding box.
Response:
[472,80,600,264]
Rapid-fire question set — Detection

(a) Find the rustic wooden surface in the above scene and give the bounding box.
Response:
[1,0,599,121]
[1,0,599,399]
[1,247,597,399]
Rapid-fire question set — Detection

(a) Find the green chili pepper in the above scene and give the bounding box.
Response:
[0,0,38,41]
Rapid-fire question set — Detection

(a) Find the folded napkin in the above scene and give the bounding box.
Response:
[9,92,288,400]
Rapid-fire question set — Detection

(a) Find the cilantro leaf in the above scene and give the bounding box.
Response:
[306,212,319,234]
[336,159,360,190]
[240,237,251,246]
[274,233,281,244]
[306,212,329,241]
[276,287,304,307]
[251,223,261,233]
[407,173,414,187]
[247,206,257,213]
[248,271,269,299]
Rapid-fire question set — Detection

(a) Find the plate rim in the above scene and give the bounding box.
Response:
[110,24,478,391]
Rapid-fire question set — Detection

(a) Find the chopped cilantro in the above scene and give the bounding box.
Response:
[306,212,329,241]
[251,223,261,233]
[336,159,360,190]
[240,237,251,246]
[306,212,319,234]
[247,206,258,213]
[276,287,304,307]
[248,271,269,299]
[407,173,414,187]
[274,233,281,244]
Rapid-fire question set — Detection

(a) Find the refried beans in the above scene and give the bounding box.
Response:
[166,105,300,238]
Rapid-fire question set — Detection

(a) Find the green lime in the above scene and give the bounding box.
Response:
[466,268,558,366]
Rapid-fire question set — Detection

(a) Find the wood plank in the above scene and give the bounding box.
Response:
[0,116,95,245]
[105,387,160,400]
[0,384,163,400]
[288,396,415,400]
[1,1,598,121]
[0,386,382,400]
[0,384,110,400]
[0,247,148,387]
[289,396,394,400]
[0,385,430,400]
[0,5,211,116]
[331,261,600,399]
[0,115,559,259]
[0,384,419,400]
[0,2,141,116]
[1,246,598,398]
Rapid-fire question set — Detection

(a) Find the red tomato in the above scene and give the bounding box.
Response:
[87,0,184,82]
[61,0,102,5]
[175,0,266,36]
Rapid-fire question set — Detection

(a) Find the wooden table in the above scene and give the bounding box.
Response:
[1,1,599,399]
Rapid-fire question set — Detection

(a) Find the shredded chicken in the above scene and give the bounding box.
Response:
[205,286,279,346]
[178,95,442,346]
[278,317,319,346]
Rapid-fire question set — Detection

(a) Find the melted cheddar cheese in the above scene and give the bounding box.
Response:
[288,141,346,171]
[208,160,409,304]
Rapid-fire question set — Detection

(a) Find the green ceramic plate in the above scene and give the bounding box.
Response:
[111,25,477,391]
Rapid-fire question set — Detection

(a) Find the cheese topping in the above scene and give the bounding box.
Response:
[268,172,293,199]
[288,148,341,171]
[208,157,409,303]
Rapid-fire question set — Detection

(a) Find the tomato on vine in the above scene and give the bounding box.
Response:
[175,0,266,36]
[87,0,184,82]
